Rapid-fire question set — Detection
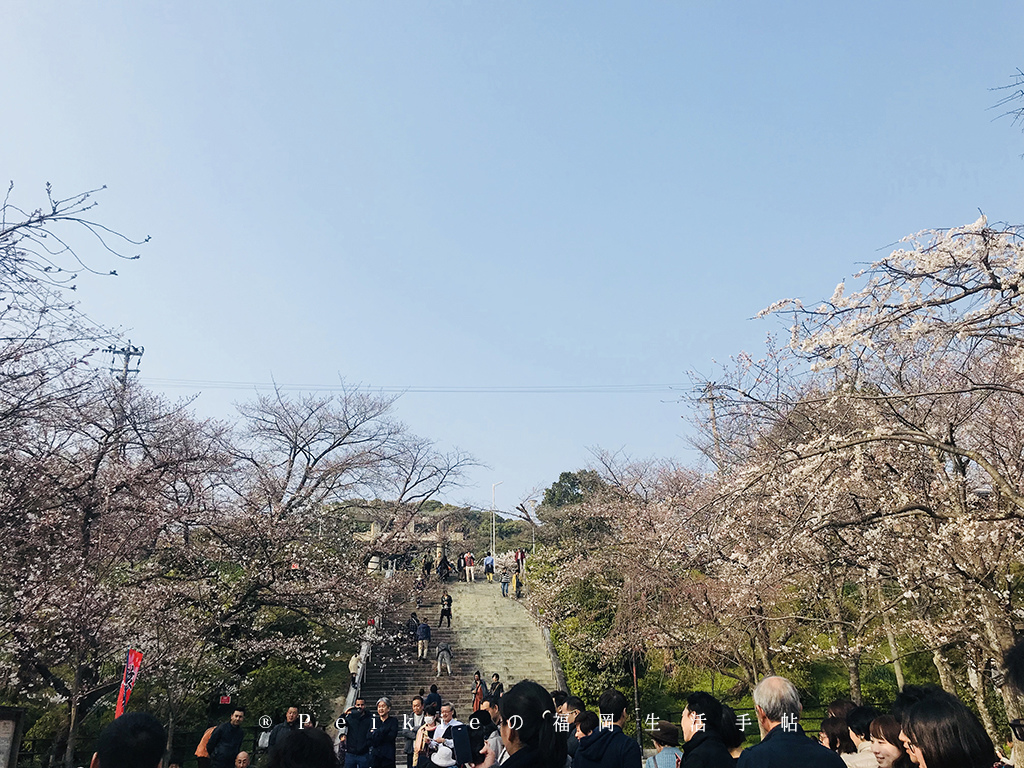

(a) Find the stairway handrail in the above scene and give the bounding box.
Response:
[343,560,396,710]
[520,583,569,694]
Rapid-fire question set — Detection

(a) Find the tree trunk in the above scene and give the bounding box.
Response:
[932,648,957,694]
[831,600,862,704]
[739,643,759,691]
[746,636,760,682]
[167,699,176,755]
[754,634,775,677]
[847,654,863,705]
[978,600,1024,765]
[965,660,1000,748]
[64,666,82,768]
[877,587,905,689]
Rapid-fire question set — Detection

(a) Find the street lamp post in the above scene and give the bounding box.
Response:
[491,481,503,558]
[527,499,538,555]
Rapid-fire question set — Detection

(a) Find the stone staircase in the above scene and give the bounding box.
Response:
[359,577,558,725]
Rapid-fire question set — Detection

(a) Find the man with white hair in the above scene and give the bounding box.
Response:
[737,676,844,767]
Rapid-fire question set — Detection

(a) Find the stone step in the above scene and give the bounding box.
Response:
[359,579,558,723]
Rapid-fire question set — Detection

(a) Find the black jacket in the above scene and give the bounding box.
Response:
[268,720,298,749]
[574,725,642,768]
[467,708,497,762]
[503,745,547,768]
[346,708,375,756]
[566,731,579,758]
[681,730,734,768]
[737,725,845,768]
[369,715,399,767]
[207,722,244,768]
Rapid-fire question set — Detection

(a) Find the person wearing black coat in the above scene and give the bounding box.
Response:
[558,696,585,760]
[269,707,300,750]
[496,681,567,768]
[738,725,844,768]
[574,727,642,768]
[573,690,641,768]
[207,710,246,768]
[345,699,375,768]
[738,677,844,768]
[679,693,735,768]
[467,703,498,764]
[423,685,442,712]
[370,698,400,768]
[681,730,734,768]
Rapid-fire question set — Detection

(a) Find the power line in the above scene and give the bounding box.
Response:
[139,377,686,395]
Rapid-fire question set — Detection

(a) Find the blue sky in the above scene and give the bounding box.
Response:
[3,2,1022,513]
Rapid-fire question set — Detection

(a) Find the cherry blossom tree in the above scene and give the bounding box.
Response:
[0,378,229,767]
[0,189,470,764]
[682,217,1024,755]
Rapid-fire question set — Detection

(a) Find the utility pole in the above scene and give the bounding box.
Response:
[106,341,143,441]
[698,382,724,473]
[106,341,144,389]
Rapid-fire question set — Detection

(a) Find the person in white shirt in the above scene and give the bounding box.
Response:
[430,703,462,767]
[844,706,881,768]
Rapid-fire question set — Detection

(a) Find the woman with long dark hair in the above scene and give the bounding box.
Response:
[900,695,999,768]
[495,680,567,768]
[869,715,912,768]
[472,672,485,712]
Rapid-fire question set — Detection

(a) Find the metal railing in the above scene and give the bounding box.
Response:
[342,562,395,712]
[516,577,569,693]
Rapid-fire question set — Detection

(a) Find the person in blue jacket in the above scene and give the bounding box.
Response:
[416,620,432,660]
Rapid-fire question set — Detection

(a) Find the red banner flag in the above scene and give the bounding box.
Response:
[114,649,144,718]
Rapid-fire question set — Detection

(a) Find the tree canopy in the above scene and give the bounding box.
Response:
[541,469,605,508]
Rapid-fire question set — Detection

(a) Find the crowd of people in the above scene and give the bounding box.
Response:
[414,550,528,593]
[79,628,1024,768]
[102,672,1020,768]
[632,675,1015,768]
[407,552,530,674]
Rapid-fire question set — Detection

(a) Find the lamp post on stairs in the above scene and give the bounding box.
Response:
[491,481,503,560]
